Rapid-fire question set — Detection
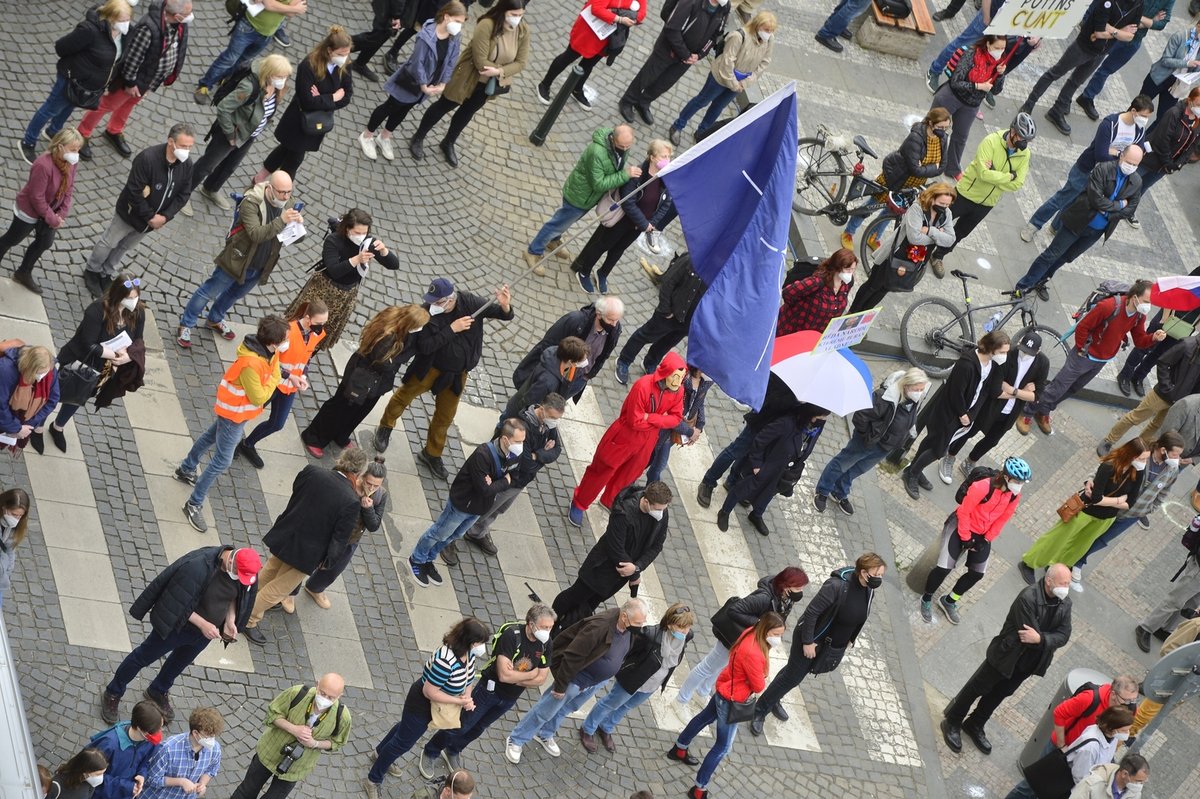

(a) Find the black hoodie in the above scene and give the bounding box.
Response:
[55,5,123,91]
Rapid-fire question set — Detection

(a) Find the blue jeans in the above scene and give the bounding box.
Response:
[1137,163,1168,197]
[200,17,271,90]
[181,416,246,507]
[244,388,297,448]
[1030,164,1089,230]
[1076,516,1137,567]
[646,429,674,483]
[818,0,874,38]
[672,73,738,135]
[368,708,429,784]
[702,424,755,489]
[1080,38,1142,100]
[509,680,605,746]
[676,694,739,789]
[24,76,75,147]
[411,501,479,564]
[583,683,653,735]
[106,626,211,698]
[180,267,262,328]
[425,683,517,757]
[528,198,589,256]
[816,432,888,499]
[1014,225,1104,292]
[930,12,988,74]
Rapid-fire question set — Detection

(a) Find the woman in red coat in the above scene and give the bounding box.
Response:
[569,350,685,525]
[536,0,647,110]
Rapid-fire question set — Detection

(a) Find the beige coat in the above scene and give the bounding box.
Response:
[711,28,773,91]
[1068,764,1120,799]
[443,17,530,105]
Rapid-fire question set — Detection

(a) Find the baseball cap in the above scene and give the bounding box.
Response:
[1018,331,1042,355]
[423,278,455,304]
[233,548,262,585]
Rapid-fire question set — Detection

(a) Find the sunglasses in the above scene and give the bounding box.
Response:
[123,278,142,289]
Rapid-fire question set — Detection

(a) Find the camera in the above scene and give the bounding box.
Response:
[276,742,302,774]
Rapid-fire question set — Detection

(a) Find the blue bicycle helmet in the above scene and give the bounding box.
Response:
[1003,457,1031,482]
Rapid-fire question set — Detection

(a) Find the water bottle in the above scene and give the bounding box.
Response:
[983,311,1004,333]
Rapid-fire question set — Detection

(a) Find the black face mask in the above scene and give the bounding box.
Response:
[866,575,883,590]
[599,319,617,333]
[310,323,325,335]
[1013,140,1028,151]
[788,590,804,602]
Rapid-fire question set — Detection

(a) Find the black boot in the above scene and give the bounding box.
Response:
[439,138,459,168]
[696,482,713,508]
[408,136,425,161]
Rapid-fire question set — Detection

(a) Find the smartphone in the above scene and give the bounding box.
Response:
[292,201,305,212]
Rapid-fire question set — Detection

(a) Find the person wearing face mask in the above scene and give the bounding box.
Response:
[897,330,1010,498]
[675,567,807,714]
[572,139,677,294]
[257,25,354,181]
[140,707,224,799]
[502,337,589,419]
[646,364,712,482]
[420,605,555,776]
[942,564,1073,755]
[90,701,166,799]
[1019,281,1164,435]
[777,248,856,336]
[408,419,526,583]
[749,554,886,737]
[536,0,647,113]
[0,488,31,611]
[668,11,775,143]
[21,0,132,166]
[1064,707,1137,786]
[616,254,706,384]
[815,368,928,514]
[176,171,301,349]
[99,546,261,725]
[47,273,146,452]
[358,3,467,161]
[231,674,350,799]
[717,403,829,536]
[364,620,488,799]
[1139,19,1200,124]
[1022,96,1154,243]
[46,747,110,799]
[83,122,194,298]
[1019,439,1148,589]
[189,55,294,210]
[193,0,306,106]
[4,128,83,294]
[175,315,288,533]
[517,296,626,396]
[1135,85,1200,197]
[1069,753,1149,799]
[524,124,641,276]
[580,603,696,754]
[301,305,429,456]
[553,482,672,633]
[568,352,686,524]
[1100,323,1200,454]
[0,345,59,456]
[74,0,191,161]
[242,449,367,644]
[506,599,648,764]
[409,0,530,168]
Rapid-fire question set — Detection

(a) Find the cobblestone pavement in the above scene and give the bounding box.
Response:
[0,2,1196,798]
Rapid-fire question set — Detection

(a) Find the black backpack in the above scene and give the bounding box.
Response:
[877,0,912,17]
[286,686,346,739]
[660,0,680,22]
[954,466,1003,505]
[210,64,259,108]
[1060,682,1104,743]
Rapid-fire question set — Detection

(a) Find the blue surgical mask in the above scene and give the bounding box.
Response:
[671,629,687,641]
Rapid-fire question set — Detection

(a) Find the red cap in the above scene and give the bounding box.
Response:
[233,548,262,585]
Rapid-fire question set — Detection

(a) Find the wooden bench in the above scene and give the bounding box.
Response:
[855,0,936,59]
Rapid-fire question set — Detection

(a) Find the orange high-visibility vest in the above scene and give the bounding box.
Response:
[276,320,326,396]
[214,353,276,422]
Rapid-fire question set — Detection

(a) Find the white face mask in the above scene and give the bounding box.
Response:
[766,635,782,648]
[532,626,552,643]
[313,694,334,711]
[275,340,290,354]
[2,514,20,528]
[271,77,287,90]
[198,736,217,750]
[1051,585,1071,600]
[716,0,730,5]
[446,20,463,36]
[1007,481,1023,495]
[758,30,771,42]
[543,416,559,429]
[905,389,924,402]
[1136,302,1152,316]
[1124,783,1144,798]
[839,270,854,284]
[330,54,349,67]
[507,442,524,457]
[575,359,589,370]
[988,48,1005,59]
[121,296,139,312]
[115,20,131,35]
[1133,115,1149,128]
[1166,457,1181,468]
[63,151,81,165]
[505,14,522,27]
[348,233,367,247]
[469,643,487,659]
[429,304,447,316]
[1132,459,1147,471]
[179,13,194,24]
[647,508,664,521]
[991,352,1007,366]
[1113,731,1130,742]
[173,147,191,163]
[1119,161,1138,176]
[85,775,105,788]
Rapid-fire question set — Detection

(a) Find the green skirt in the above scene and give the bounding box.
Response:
[1022,511,1116,569]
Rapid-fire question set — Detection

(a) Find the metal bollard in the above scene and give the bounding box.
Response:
[529,64,584,146]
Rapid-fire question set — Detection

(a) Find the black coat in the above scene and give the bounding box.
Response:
[918,349,1005,435]
[656,0,730,61]
[321,232,401,288]
[972,351,1050,429]
[614,623,694,694]
[55,5,122,91]
[725,574,799,631]
[1061,160,1140,240]
[577,485,668,596]
[405,289,514,394]
[881,122,948,190]
[130,546,257,638]
[1155,335,1200,403]
[852,371,922,450]
[116,144,193,230]
[655,253,708,323]
[985,579,1072,677]
[513,306,620,399]
[58,300,146,369]
[797,567,873,647]
[263,466,361,573]
[508,405,562,489]
[1143,103,1200,174]
[274,58,353,152]
[503,347,588,419]
[733,412,825,509]
[448,441,521,515]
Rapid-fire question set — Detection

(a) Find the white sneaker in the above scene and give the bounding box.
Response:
[646,230,662,254]
[358,132,378,160]
[1070,566,1084,592]
[1020,223,1038,243]
[534,735,561,757]
[377,135,395,161]
[504,737,522,764]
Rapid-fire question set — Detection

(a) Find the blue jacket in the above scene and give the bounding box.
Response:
[383,20,460,104]
[89,724,158,799]
[1075,112,1149,173]
[0,347,59,434]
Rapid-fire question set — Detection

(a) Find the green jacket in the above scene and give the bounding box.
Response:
[255,685,351,782]
[215,61,277,147]
[561,127,629,210]
[956,130,1030,208]
[214,182,296,284]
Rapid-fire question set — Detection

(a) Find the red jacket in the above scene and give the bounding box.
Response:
[956,479,1020,542]
[568,0,646,59]
[1074,296,1153,360]
[1052,683,1112,746]
[16,153,75,228]
[594,351,685,463]
[716,630,768,703]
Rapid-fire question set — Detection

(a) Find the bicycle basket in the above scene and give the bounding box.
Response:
[846,174,886,202]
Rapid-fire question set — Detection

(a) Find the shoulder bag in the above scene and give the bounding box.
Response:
[594,188,626,227]
[64,69,104,110]
[809,635,848,675]
[429,700,462,730]
[1022,737,1099,799]
[342,364,384,404]
[709,595,746,648]
[301,108,335,135]
[719,632,759,723]
[881,221,928,293]
[57,360,102,406]
[1056,491,1086,523]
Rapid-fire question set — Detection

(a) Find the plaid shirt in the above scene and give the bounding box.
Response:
[121,23,181,92]
[140,733,220,799]
[1118,457,1179,519]
[777,275,851,336]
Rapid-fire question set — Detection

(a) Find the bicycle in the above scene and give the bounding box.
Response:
[899,268,1068,378]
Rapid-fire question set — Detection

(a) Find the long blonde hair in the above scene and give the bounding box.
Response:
[17,346,53,384]
[358,305,430,362]
[746,11,777,35]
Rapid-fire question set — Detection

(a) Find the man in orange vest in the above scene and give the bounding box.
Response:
[175,315,289,533]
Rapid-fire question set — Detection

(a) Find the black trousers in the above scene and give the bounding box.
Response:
[847,264,892,315]
[0,215,56,275]
[194,123,256,192]
[352,23,397,63]
[229,754,296,799]
[571,219,642,280]
[551,578,609,636]
[908,419,963,476]
[934,195,990,257]
[414,82,490,145]
[622,51,692,107]
[541,46,603,94]
[618,312,689,372]
[262,144,307,180]
[367,96,419,133]
[302,386,379,449]
[387,24,420,59]
[756,633,818,712]
[944,660,1033,727]
[949,409,1018,461]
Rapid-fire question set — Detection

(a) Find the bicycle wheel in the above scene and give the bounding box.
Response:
[900,297,972,378]
[794,138,848,216]
[857,213,899,278]
[1016,324,1069,375]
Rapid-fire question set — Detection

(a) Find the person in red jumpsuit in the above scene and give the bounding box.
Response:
[569,351,686,525]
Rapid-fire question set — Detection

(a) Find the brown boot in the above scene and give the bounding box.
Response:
[1035,414,1053,435]
[1015,415,1032,435]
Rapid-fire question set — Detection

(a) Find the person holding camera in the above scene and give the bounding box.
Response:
[229,675,351,799]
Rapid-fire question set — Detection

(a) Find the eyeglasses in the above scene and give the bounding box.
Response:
[123,278,142,289]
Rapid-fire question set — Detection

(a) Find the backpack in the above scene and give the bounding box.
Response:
[482,621,526,673]
[224,0,246,24]
[878,0,912,18]
[784,256,822,287]
[1061,682,1103,742]
[210,64,258,108]
[1181,515,1200,554]
[224,192,247,239]
[1072,280,1132,323]
[286,685,346,739]
[954,466,1004,505]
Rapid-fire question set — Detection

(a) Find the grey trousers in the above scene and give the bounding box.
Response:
[1022,41,1104,116]
[85,214,148,278]
[1140,556,1200,633]
[465,485,525,541]
[1027,350,1105,416]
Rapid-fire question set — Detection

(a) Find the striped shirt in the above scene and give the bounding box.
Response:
[250,94,277,141]
[140,732,221,799]
[422,645,476,696]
